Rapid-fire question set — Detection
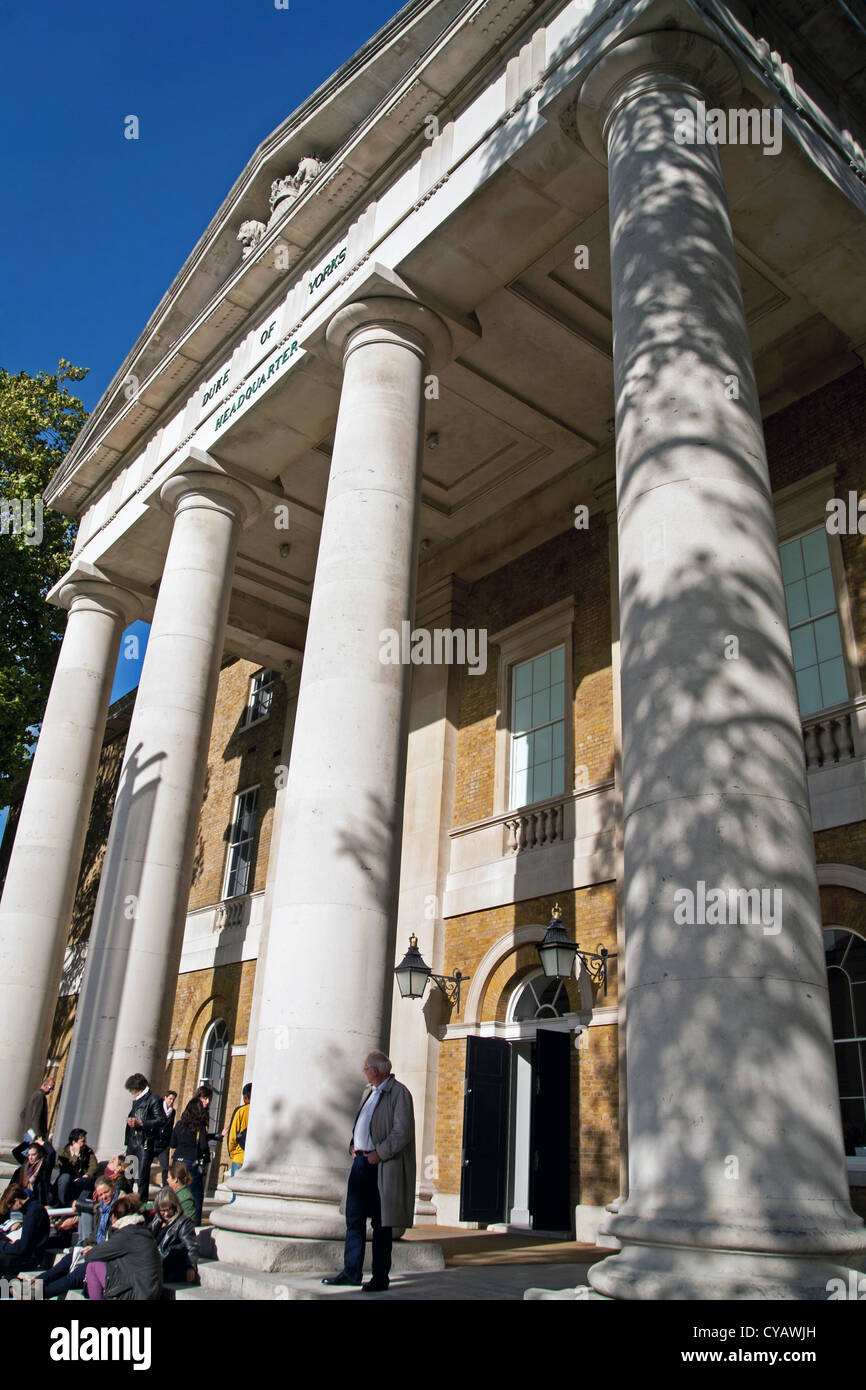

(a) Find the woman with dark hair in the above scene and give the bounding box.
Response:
[0,1184,50,1275]
[171,1087,218,1224]
[148,1187,199,1285]
[82,1193,162,1301]
[56,1128,98,1205]
[11,1137,56,1207]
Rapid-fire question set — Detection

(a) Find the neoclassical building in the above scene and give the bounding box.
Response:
[2,0,866,1298]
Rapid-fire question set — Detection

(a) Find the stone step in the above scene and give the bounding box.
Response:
[206,1227,445,1274]
[198,1261,319,1300]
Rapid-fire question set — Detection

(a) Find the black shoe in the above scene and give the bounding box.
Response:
[321,1272,362,1286]
[363,1280,390,1292]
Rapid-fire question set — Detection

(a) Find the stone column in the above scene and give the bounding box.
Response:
[55,468,260,1153]
[388,576,467,1221]
[573,32,865,1298]
[242,666,302,1085]
[213,296,450,1250]
[0,575,140,1155]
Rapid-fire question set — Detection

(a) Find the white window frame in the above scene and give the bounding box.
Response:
[774,467,861,711]
[824,924,866,1179]
[490,598,575,817]
[244,668,277,728]
[222,785,259,900]
[199,1019,231,1132]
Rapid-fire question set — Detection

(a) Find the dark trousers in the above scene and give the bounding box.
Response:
[189,1168,204,1225]
[56,1174,94,1206]
[39,1252,86,1299]
[343,1154,392,1284]
[128,1147,155,1205]
[157,1148,171,1184]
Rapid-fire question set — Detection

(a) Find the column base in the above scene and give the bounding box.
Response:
[589,1243,864,1300]
[587,1197,866,1299]
[203,1226,446,1276]
[210,1192,347,1242]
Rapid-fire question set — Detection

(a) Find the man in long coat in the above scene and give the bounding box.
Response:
[322,1051,416,1293]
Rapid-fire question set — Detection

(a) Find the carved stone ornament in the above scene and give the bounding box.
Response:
[268,155,325,216]
[237,220,267,258]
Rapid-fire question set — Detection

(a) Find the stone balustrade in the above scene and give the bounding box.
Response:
[803,702,859,770]
[503,797,566,854]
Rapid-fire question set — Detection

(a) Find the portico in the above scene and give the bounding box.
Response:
[3,0,866,1297]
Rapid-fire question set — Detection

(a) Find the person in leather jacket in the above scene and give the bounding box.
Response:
[148,1186,199,1284]
[171,1086,219,1223]
[124,1073,165,1206]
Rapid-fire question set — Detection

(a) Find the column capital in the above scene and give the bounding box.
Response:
[572,30,741,164]
[56,574,142,626]
[157,466,263,529]
[325,295,452,373]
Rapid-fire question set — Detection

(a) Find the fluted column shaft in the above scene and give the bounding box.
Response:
[214,297,450,1241]
[56,471,260,1153]
[0,578,139,1154]
[575,32,865,1298]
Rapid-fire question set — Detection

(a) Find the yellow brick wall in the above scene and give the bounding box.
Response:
[433,885,620,1218]
[452,524,613,827]
[188,660,287,910]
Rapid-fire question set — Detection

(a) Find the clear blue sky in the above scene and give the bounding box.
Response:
[0,0,404,842]
[2,0,404,411]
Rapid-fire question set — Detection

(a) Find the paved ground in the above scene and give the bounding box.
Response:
[271,1262,594,1300]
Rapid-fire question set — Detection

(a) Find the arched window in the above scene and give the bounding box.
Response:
[199,1020,230,1131]
[509,973,570,1022]
[824,928,866,1157]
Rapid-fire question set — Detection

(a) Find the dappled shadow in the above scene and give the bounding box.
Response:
[54,741,164,1140]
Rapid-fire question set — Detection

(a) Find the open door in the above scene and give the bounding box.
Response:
[459,1036,509,1223]
[529,1028,571,1232]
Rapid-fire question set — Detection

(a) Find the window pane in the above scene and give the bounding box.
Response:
[854,983,866,1037]
[532,689,550,727]
[780,539,804,584]
[532,653,550,692]
[550,647,565,684]
[801,528,829,575]
[512,763,530,807]
[513,733,529,772]
[835,1041,861,1095]
[551,757,565,795]
[840,1098,866,1156]
[785,580,809,626]
[515,662,532,699]
[795,666,822,716]
[825,929,849,968]
[535,724,552,763]
[549,681,564,721]
[806,569,835,617]
[846,934,866,984]
[515,695,532,734]
[813,614,842,662]
[819,657,847,708]
[534,761,551,801]
[552,722,564,758]
[828,968,855,1038]
[790,625,816,671]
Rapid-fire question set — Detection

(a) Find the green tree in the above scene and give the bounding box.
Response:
[0,360,88,798]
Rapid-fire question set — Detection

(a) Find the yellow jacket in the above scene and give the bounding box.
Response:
[227,1102,249,1164]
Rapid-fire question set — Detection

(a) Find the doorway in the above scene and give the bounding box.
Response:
[459,996,573,1232]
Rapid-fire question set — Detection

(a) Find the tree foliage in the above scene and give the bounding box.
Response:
[0,361,88,798]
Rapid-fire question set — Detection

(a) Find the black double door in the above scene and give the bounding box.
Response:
[459,1030,571,1231]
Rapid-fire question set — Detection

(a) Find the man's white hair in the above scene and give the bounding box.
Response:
[365,1051,392,1076]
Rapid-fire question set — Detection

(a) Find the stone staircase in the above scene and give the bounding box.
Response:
[17,1222,446,1302]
